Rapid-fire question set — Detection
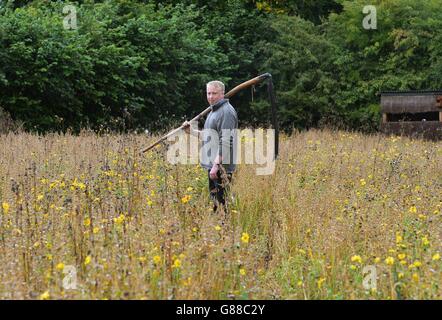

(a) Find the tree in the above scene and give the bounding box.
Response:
[325,0,442,130]
[0,1,232,132]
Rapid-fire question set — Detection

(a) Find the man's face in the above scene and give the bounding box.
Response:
[207,84,224,106]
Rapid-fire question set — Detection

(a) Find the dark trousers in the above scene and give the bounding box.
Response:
[208,169,233,212]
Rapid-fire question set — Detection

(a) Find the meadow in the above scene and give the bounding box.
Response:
[0,129,440,299]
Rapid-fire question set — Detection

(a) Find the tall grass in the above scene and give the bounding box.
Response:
[0,129,440,299]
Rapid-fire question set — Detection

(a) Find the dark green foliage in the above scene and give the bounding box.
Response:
[258,0,442,132]
[258,15,340,130]
[324,0,442,131]
[0,0,233,132]
[1,0,441,133]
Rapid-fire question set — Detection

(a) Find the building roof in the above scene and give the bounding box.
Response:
[381,90,442,96]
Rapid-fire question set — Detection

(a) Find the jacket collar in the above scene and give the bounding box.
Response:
[210,98,229,111]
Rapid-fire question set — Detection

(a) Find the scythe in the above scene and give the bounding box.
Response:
[141,73,279,159]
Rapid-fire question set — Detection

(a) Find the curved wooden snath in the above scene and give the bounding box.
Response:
[141,73,278,157]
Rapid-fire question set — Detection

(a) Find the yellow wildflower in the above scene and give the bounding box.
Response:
[93,227,100,234]
[397,253,406,260]
[412,273,419,283]
[84,218,91,227]
[182,277,192,286]
[241,232,250,244]
[181,195,191,204]
[39,291,50,300]
[239,268,246,276]
[56,263,65,271]
[412,260,422,268]
[409,206,417,213]
[84,255,91,266]
[2,202,10,215]
[385,257,395,265]
[114,214,125,225]
[172,259,181,269]
[432,253,440,261]
[153,255,161,265]
[317,277,326,289]
[421,236,430,246]
[351,255,363,264]
[71,178,86,190]
[214,225,221,231]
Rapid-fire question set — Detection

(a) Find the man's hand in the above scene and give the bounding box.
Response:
[210,155,223,180]
[209,164,219,180]
[183,120,201,137]
[182,120,191,134]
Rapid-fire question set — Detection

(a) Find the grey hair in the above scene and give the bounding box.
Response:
[206,80,225,93]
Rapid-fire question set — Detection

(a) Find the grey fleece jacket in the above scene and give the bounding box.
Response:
[200,99,238,173]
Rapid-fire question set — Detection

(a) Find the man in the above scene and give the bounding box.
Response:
[183,80,238,212]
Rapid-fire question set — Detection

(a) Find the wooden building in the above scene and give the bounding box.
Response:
[380,90,442,140]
